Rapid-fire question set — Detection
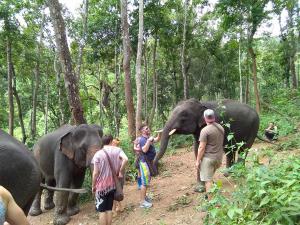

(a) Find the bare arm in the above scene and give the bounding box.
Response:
[142,138,153,153]
[118,151,128,177]
[92,163,100,193]
[5,189,29,225]
[154,132,162,143]
[195,142,207,168]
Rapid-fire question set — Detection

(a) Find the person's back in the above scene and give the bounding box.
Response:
[0,186,30,225]
[200,123,224,161]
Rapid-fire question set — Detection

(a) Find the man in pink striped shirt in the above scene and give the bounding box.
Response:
[92,135,128,225]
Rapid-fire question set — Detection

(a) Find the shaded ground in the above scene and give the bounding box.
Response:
[28,138,297,225]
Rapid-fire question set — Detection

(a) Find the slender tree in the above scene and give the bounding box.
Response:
[135,0,144,136]
[181,0,190,100]
[48,0,86,124]
[121,0,135,139]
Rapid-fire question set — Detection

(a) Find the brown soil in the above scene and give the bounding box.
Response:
[28,138,297,225]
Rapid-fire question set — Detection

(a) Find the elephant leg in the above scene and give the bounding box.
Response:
[193,137,205,193]
[44,178,56,210]
[29,186,43,216]
[67,170,85,216]
[53,174,71,225]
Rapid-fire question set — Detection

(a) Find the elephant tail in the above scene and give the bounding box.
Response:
[40,183,88,194]
[256,135,280,146]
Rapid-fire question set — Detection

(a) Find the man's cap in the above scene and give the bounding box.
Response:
[204,109,215,118]
[203,109,215,123]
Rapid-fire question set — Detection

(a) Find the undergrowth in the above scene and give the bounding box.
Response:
[202,154,300,225]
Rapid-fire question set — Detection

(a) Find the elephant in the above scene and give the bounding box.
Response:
[0,129,41,215]
[153,99,259,189]
[29,124,103,225]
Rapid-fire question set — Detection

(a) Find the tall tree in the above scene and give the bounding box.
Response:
[135,0,144,136]
[181,0,190,100]
[121,0,135,139]
[6,36,14,135]
[48,0,86,124]
[31,13,45,139]
[76,0,89,80]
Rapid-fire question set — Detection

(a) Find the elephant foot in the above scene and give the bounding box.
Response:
[44,201,55,210]
[29,207,43,216]
[53,214,70,225]
[67,205,80,216]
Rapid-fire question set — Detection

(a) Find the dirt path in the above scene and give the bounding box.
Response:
[28,141,276,225]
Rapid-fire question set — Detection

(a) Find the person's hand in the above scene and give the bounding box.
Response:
[148,136,154,142]
[118,172,124,178]
[195,161,200,170]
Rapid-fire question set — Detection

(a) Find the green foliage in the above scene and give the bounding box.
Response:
[203,156,300,225]
[260,88,300,137]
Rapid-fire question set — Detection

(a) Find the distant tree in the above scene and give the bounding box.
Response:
[121,0,135,139]
[48,0,86,124]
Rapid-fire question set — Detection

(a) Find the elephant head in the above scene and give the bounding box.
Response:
[153,99,207,173]
[60,124,103,168]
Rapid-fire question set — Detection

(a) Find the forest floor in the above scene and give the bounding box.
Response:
[28,136,300,225]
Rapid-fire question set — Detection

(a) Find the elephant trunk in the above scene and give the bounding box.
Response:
[153,123,173,175]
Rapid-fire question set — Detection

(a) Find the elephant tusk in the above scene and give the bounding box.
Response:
[169,129,176,136]
[40,183,88,194]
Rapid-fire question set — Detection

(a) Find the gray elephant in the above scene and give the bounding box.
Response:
[0,129,41,215]
[29,124,103,225]
[153,99,259,189]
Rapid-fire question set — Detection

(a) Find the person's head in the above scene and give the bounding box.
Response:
[102,134,113,145]
[203,109,215,124]
[111,138,120,146]
[269,122,274,128]
[139,124,151,136]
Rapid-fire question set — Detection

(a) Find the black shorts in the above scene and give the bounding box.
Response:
[95,190,115,212]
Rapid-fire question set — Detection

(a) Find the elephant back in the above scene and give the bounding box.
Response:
[0,129,41,215]
[203,100,259,149]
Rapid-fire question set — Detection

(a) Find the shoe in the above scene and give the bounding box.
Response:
[194,185,205,193]
[140,200,152,208]
[145,196,152,203]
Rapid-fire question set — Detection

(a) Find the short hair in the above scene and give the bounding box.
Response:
[102,134,113,145]
[139,123,148,131]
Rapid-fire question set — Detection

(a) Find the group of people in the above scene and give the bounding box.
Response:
[1,111,278,225]
[91,108,227,225]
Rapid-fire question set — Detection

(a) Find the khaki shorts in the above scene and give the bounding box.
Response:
[200,157,222,181]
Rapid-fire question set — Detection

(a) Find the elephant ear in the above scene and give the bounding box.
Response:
[60,132,74,160]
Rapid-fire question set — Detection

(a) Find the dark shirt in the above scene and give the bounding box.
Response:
[139,136,156,161]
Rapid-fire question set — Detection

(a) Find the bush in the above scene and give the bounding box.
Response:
[203,156,300,225]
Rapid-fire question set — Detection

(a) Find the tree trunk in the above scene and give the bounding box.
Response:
[245,73,250,104]
[239,38,243,103]
[12,65,26,143]
[45,63,49,134]
[287,8,297,89]
[148,35,158,128]
[48,0,86,125]
[135,0,144,136]
[143,40,148,122]
[181,0,189,100]
[114,45,121,136]
[7,38,14,136]
[76,0,89,81]
[248,46,261,113]
[121,0,135,140]
[31,14,44,139]
[54,53,65,125]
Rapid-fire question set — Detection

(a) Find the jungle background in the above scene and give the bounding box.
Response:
[1,0,300,224]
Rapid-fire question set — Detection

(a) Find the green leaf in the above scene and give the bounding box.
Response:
[227,208,235,219]
[227,134,234,141]
[259,196,270,207]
